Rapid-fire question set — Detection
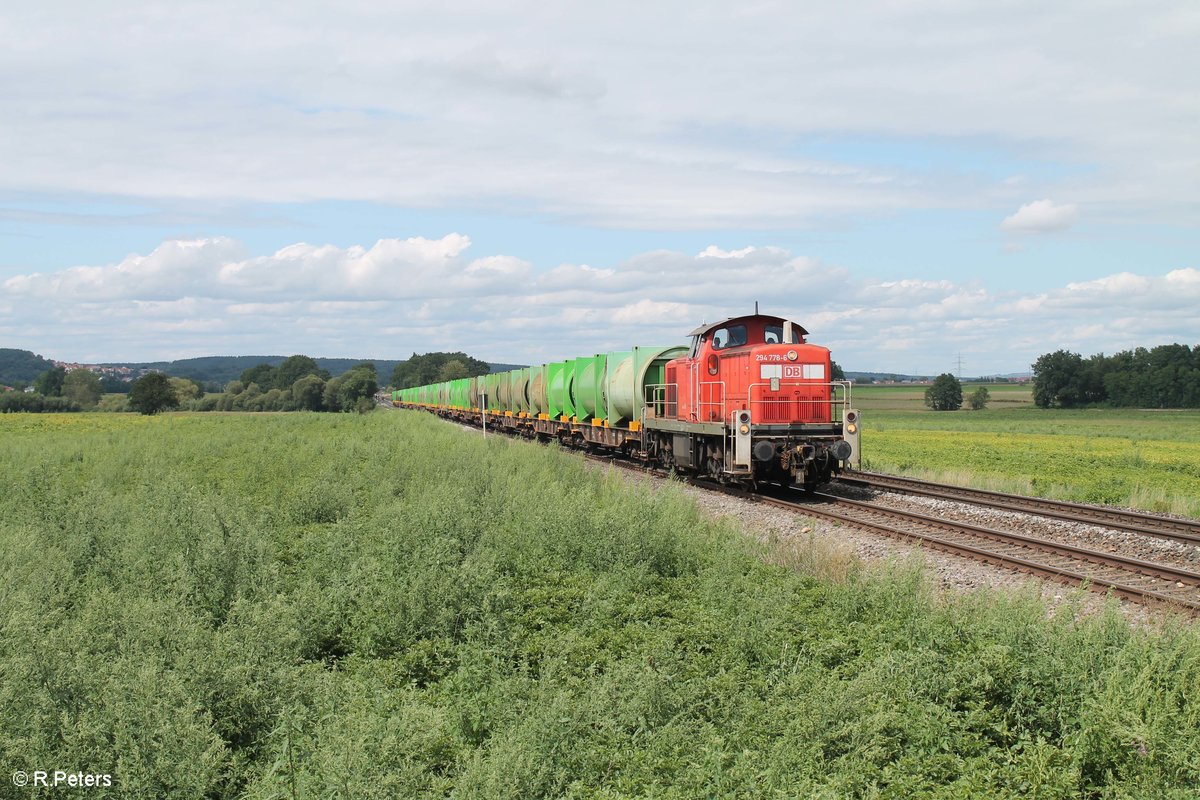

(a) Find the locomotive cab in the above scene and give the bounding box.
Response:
[650,313,856,489]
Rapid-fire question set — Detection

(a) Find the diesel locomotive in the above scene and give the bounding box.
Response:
[393,312,859,490]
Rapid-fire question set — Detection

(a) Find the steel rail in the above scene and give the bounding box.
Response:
[838,470,1200,545]
[765,491,1200,611]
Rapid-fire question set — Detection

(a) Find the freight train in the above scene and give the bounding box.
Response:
[393,312,860,490]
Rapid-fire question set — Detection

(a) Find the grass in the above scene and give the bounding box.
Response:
[852,384,1200,516]
[2,411,1200,797]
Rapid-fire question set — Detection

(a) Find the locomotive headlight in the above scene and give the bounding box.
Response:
[786,350,798,361]
[846,422,857,434]
[739,423,750,435]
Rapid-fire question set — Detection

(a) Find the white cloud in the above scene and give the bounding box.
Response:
[1001,199,1079,233]
[3,235,1197,374]
[0,2,1195,228]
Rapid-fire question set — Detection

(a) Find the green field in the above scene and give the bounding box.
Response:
[852,384,1200,516]
[3,411,1200,798]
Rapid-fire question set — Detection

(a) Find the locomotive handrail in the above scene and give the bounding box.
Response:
[698,380,727,422]
[643,380,854,426]
[643,380,728,423]
[643,382,678,419]
[745,380,853,424]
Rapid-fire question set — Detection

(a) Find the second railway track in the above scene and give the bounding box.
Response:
[779,490,1200,611]
[838,470,1200,545]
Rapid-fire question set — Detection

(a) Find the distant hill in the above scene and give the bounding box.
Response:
[845,371,932,383]
[99,356,410,386]
[0,348,55,385]
[846,371,1032,383]
[1,348,524,388]
[100,356,531,386]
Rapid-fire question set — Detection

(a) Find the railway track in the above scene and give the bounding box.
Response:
[837,470,1200,545]
[584,454,1200,612]
[771,489,1200,612]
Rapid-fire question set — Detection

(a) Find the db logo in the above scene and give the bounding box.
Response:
[783,366,803,379]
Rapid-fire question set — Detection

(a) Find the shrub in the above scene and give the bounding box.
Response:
[924,373,963,411]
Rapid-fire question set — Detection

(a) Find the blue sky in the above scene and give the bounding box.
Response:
[1,1,1197,375]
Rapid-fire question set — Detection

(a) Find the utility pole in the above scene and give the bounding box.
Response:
[956,353,965,380]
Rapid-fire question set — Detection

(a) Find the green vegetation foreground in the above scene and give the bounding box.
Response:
[2,413,1199,798]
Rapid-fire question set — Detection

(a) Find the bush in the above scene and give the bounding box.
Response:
[98,394,130,413]
[128,373,181,415]
[924,373,963,411]
[0,392,80,413]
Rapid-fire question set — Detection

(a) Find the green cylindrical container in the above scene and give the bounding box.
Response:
[548,361,576,419]
[497,370,512,410]
[572,355,605,421]
[529,364,549,416]
[484,373,501,411]
[513,368,531,414]
[605,345,688,426]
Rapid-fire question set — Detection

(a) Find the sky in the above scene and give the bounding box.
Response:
[1,1,1197,376]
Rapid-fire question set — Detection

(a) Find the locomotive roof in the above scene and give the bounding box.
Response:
[687,314,809,338]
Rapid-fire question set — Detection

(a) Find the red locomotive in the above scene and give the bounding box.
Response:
[643,313,858,489]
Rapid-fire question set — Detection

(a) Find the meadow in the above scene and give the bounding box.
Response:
[2,411,1200,798]
[853,384,1200,516]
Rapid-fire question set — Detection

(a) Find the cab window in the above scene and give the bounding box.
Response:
[765,324,801,344]
[712,324,747,350]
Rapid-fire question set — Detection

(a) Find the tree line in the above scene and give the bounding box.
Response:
[4,356,380,415]
[390,351,492,388]
[1032,343,1200,408]
[181,356,380,415]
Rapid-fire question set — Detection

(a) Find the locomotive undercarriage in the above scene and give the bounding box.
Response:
[645,430,847,491]
[408,404,848,491]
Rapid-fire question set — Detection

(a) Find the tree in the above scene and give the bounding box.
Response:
[392,352,490,389]
[1031,350,1085,408]
[63,368,103,408]
[437,359,470,381]
[336,365,378,411]
[924,373,963,411]
[169,376,203,403]
[34,366,67,397]
[320,365,378,412]
[968,386,990,411]
[274,355,328,390]
[831,361,846,382]
[291,375,326,411]
[128,373,181,415]
[239,363,277,388]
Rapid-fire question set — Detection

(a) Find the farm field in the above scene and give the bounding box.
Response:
[852,384,1200,517]
[3,411,1200,797]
